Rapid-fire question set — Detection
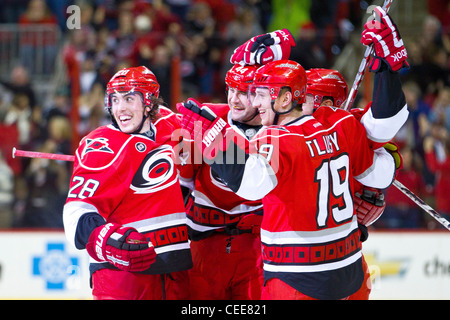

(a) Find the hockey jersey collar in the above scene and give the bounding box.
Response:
[106,122,157,141]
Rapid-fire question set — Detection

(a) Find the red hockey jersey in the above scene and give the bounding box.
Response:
[210,108,396,299]
[178,103,263,240]
[63,106,192,275]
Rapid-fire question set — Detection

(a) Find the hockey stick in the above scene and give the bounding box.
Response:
[392,180,450,231]
[339,0,450,230]
[342,0,393,111]
[12,147,75,162]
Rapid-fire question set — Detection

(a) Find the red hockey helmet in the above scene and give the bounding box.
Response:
[225,64,258,92]
[306,68,348,109]
[105,66,160,109]
[250,60,307,104]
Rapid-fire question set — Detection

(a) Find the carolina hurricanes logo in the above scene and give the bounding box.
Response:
[130,145,176,194]
[81,138,114,159]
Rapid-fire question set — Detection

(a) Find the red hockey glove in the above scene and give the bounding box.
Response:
[361,6,409,72]
[354,187,386,226]
[230,29,295,65]
[177,98,229,158]
[177,98,218,141]
[86,223,156,272]
[383,141,403,170]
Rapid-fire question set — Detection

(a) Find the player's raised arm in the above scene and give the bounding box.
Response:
[360,6,409,144]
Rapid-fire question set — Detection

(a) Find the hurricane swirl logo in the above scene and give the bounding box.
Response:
[131,145,177,193]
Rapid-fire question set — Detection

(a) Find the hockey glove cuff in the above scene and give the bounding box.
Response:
[354,187,386,226]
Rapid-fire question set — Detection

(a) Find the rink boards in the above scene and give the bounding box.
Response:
[0,230,449,299]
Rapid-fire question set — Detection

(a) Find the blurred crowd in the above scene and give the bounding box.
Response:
[0,0,448,230]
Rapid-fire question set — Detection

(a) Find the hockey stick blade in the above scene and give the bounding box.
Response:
[12,147,75,162]
[393,179,450,231]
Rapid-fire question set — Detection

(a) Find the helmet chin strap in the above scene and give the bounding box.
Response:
[270,100,298,125]
[242,108,260,124]
[107,105,152,134]
[132,109,150,134]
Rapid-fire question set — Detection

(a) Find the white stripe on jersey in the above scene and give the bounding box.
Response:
[63,201,104,248]
[263,250,362,273]
[123,211,187,233]
[361,104,409,143]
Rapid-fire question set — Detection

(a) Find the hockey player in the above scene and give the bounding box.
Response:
[178,59,399,299]
[225,7,408,299]
[178,64,265,299]
[63,66,192,300]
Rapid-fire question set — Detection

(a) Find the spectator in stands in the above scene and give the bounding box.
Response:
[423,123,450,225]
[0,0,29,23]
[3,93,33,148]
[181,1,222,100]
[222,5,264,75]
[0,65,38,112]
[111,9,136,65]
[149,44,172,106]
[0,151,14,228]
[430,87,450,133]
[78,52,109,136]
[403,15,449,102]
[290,21,327,70]
[380,146,427,229]
[43,86,71,123]
[14,116,71,228]
[402,81,433,151]
[18,0,59,74]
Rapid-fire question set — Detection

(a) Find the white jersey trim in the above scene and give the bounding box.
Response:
[361,104,409,143]
[354,147,395,189]
[236,154,277,200]
[263,250,362,273]
[123,211,187,233]
[63,201,103,248]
